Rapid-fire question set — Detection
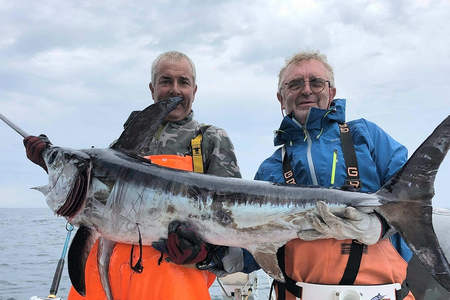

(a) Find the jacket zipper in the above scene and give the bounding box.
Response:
[292,114,319,185]
[305,129,318,185]
[331,149,338,185]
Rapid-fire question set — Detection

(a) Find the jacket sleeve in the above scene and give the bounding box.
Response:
[254,149,284,183]
[254,166,263,181]
[202,127,242,178]
[200,126,248,274]
[361,119,408,185]
[242,249,261,273]
[361,120,414,260]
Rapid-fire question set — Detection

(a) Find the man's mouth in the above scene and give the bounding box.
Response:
[297,100,316,107]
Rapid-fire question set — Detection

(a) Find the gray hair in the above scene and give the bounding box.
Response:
[151,51,197,84]
[278,51,335,92]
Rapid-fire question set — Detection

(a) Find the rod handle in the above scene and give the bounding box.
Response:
[49,258,64,296]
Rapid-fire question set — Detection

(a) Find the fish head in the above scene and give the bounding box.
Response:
[39,146,92,219]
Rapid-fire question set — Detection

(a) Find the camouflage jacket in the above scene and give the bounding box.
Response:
[126,111,241,178]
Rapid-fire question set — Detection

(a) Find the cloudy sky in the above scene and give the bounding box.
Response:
[1,0,449,209]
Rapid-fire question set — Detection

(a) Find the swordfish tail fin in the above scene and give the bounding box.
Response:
[376,115,450,291]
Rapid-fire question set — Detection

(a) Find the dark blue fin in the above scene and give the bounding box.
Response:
[67,225,99,296]
[376,115,450,292]
[111,97,183,154]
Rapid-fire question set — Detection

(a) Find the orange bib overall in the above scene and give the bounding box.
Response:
[68,155,216,300]
[280,238,414,300]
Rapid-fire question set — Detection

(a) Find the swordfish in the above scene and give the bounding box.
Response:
[18,98,450,298]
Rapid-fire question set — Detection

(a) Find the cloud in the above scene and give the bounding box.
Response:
[1,0,449,208]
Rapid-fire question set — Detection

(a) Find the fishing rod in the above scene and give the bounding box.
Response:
[0,113,30,138]
[1,113,72,299]
[49,222,74,297]
[30,223,74,300]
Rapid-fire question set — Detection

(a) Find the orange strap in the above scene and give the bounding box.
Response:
[144,154,194,171]
[144,127,206,173]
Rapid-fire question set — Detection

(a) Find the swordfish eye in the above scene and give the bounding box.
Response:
[44,147,66,171]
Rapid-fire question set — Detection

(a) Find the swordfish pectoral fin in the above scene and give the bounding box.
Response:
[376,115,450,292]
[97,237,116,300]
[111,97,183,153]
[68,225,100,296]
[249,244,286,283]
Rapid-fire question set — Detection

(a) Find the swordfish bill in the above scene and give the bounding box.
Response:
[29,98,449,299]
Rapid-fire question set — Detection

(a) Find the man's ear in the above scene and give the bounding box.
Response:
[328,87,336,105]
[193,84,198,99]
[277,92,285,109]
[149,82,155,101]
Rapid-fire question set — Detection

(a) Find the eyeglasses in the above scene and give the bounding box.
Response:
[283,78,330,94]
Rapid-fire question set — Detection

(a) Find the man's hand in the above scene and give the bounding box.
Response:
[23,134,52,172]
[152,221,208,265]
[196,246,244,277]
[297,201,382,245]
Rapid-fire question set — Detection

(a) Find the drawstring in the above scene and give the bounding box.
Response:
[316,108,334,139]
[268,280,275,300]
[157,251,164,265]
[288,113,308,142]
[316,128,324,139]
[130,223,144,273]
[275,129,294,147]
[279,106,337,143]
[274,129,294,145]
[274,129,287,136]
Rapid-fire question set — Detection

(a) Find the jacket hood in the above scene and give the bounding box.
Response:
[274,98,346,146]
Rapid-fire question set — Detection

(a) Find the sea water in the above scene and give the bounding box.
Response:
[0,208,272,300]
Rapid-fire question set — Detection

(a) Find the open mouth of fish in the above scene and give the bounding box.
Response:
[55,167,90,218]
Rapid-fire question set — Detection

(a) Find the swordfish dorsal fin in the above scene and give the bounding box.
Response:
[68,225,100,296]
[111,97,183,153]
[376,115,450,291]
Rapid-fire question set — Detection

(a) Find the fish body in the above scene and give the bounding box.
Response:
[67,147,379,246]
[44,146,378,276]
[33,98,450,299]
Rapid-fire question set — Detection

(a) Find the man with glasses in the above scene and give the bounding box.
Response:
[252,51,414,299]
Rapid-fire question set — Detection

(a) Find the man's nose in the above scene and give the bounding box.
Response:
[169,82,182,95]
[301,81,313,95]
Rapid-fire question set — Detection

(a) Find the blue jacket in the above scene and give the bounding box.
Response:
[244,99,412,273]
[255,99,406,192]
